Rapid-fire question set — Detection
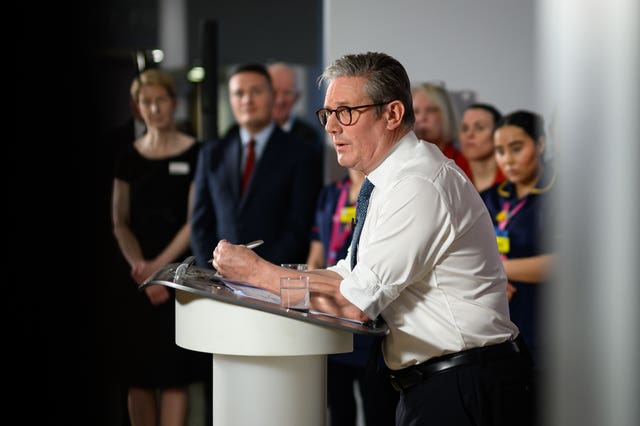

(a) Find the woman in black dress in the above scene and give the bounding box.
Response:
[112,68,206,426]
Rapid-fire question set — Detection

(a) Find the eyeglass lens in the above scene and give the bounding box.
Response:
[317,107,351,126]
[316,102,391,126]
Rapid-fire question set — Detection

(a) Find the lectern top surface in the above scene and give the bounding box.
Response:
[141,259,388,336]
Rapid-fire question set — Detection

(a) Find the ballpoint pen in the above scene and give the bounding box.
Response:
[208,239,264,264]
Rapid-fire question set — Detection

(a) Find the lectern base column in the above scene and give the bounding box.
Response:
[212,354,327,426]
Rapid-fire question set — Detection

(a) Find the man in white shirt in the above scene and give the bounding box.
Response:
[212,52,535,426]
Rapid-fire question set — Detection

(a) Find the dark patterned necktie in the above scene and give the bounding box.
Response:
[350,178,375,269]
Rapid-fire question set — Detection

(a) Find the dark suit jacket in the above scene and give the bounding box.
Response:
[191,125,323,267]
[290,117,325,173]
[223,116,325,171]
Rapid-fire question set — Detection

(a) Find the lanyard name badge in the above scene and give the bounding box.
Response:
[495,198,527,255]
[327,183,355,265]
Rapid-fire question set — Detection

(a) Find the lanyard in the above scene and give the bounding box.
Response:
[497,198,528,231]
[327,181,353,265]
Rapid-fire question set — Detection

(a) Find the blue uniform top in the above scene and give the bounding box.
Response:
[480,163,557,367]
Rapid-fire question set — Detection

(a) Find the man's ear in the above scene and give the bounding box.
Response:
[386,100,405,130]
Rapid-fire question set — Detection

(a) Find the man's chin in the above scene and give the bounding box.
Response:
[242,117,271,131]
[273,112,287,124]
[336,153,354,169]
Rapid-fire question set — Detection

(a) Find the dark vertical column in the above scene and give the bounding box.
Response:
[200,19,219,140]
[199,25,218,416]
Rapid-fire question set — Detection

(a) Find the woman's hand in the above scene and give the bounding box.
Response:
[144,284,170,305]
[130,259,161,285]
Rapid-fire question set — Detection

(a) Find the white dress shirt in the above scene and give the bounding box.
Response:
[328,131,518,370]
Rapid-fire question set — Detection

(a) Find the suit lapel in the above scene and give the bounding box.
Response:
[222,136,242,201]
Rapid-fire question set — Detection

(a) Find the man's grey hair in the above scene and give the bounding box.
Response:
[318,52,415,127]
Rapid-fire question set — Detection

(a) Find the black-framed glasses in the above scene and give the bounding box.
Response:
[315,101,392,126]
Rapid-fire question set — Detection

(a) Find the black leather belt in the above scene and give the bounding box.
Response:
[389,337,524,392]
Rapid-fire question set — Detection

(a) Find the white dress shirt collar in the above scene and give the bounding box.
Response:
[366,130,416,190]
[240,121,276,160]
[280,116,295,132]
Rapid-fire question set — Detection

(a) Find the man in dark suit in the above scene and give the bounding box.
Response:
[222,62,325,177]
[191,63,323,268]
[268,62,324,164]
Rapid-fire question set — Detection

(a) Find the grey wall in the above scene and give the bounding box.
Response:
[323,0,537,115]
[320,0,539,181]
[538,0,640,425]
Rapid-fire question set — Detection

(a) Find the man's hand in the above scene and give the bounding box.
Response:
[212,239,260,282]
[506,282,517,302]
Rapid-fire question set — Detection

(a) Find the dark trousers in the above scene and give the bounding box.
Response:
[395,352,536,426]
[328,360,399,426]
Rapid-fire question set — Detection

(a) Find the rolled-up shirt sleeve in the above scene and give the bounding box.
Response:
[330,171,454,319]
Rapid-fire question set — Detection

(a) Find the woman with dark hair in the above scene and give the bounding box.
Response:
[481,109,557,371]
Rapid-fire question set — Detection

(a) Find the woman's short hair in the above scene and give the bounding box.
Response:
[130,68,177,103]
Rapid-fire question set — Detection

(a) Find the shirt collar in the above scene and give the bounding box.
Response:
[280,116,294,132]
[366,130,417,190]
[240,121,276,153]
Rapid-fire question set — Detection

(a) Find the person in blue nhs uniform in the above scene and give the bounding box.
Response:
[212,52,535,426]
[480,109,557,373]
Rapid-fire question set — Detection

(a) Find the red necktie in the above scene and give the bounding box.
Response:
[241,139,255,193]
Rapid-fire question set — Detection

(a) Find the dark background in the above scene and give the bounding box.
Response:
[16,2,99,424]
[14,1,324,423]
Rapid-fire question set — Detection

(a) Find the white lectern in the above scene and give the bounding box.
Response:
[142,257,387,426]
